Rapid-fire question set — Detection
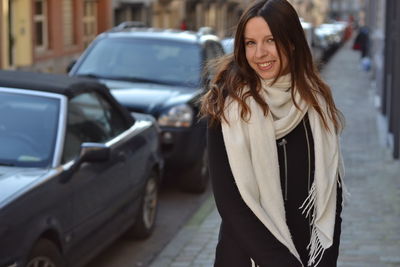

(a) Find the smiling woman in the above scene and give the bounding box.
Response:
[200,0,345,266]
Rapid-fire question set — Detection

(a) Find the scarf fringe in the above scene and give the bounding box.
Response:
[299,182,316,219]
[300,182,325,267]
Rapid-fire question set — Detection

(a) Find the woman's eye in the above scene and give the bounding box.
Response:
[245,41,255,46]
[267,38,275,43]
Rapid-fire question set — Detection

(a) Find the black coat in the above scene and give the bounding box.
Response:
[207,115,342,267]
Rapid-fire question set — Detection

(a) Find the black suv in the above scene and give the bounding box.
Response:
[69,26,224,193]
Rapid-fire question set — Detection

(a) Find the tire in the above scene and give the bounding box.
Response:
[179,147,209,194]
[127,170,159,239]
[26,239,64,267]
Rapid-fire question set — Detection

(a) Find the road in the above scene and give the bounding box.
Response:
[85,180,212,267]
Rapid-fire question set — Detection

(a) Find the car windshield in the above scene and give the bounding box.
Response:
[0,92,60,168]
[75,37,202,87]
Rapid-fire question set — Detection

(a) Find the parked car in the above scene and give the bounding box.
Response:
[221,37,234,54]
[68,26,225,193]
[313,21,347,62]
[0,70,163,267]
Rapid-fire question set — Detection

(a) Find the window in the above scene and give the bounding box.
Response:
[62,92,129,163]
[83,0,98,48]
[34,0,48,51]
[63,0,75,46]
[75,38,202,86]
[0,92,59,167]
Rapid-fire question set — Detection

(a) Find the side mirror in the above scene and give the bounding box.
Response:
[59,143,110,183]
[66,59,77,73]
[79,142,110,163]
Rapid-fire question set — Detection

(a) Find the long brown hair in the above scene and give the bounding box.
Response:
[200,0,343,132]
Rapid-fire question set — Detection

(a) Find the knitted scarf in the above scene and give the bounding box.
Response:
[221,74,345,267]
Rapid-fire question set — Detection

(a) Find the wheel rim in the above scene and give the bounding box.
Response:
[142,176,158,229]
[27,256,56,267]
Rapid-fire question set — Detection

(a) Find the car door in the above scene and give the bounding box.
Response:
[62,91,148,260]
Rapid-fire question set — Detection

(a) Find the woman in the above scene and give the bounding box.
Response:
[200,0,345,266]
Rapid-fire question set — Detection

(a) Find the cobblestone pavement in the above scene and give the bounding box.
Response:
[150,41,400,267]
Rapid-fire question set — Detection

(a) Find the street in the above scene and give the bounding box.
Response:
[85,181,212,267]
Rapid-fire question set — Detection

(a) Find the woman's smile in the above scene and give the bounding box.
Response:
[257,61,275,71]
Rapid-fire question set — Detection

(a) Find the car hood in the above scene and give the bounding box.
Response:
[101,79,199,115]
[0,167,53,207]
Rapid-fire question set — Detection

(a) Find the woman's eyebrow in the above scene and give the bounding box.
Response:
[244,35,273,40]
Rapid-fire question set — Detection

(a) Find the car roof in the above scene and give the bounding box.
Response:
[0,70,109,98]
[100,27,220,45]
[0,70,135,124]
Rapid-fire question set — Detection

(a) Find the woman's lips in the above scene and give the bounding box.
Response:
[257,61,274,71]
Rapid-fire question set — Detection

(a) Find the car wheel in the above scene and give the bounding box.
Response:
[180,147,209,194]
[26,239,64,267]
[127,170,159,239]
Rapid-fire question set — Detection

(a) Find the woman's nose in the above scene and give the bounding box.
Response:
[255,44,267,58]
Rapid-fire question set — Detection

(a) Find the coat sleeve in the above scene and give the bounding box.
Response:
[207,122,301,267]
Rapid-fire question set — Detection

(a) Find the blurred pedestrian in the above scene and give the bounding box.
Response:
[180,19,187,31]
[200,0,345,266]
[352,26,370,58]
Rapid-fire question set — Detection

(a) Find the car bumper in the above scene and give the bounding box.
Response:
[159,122,206,171]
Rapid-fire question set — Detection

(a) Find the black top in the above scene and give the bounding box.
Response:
[207,115,342,267]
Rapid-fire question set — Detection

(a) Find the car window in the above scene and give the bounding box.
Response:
[0,91,59,167]
[62,92,129,163]
[75,38,202,87]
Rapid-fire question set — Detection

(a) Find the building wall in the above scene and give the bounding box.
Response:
[98,0,114,32]
[152,0,244,38]
[366,0,400,158]
[1,0,9,69]
[288,0,329,26]
[113,0,153,26]
[13,0,32,67]
[382,0,400,158]
[1,0,113,73]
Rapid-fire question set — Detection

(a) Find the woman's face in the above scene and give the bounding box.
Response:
[244,16,288,80]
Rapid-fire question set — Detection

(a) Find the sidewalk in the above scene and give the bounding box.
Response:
[150,41,400,267]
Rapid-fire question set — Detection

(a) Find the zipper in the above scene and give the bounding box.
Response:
[302,118,312,234]
[278,138,288,200]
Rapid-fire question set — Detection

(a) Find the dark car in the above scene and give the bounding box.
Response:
[68,26,225,193]
[0,70,163,267]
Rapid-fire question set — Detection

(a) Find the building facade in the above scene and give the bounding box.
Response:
[151,0,247,37]
[113,0,154,26]
[288,0,330,26]
[0,0,113,73]
[0,0,11,69]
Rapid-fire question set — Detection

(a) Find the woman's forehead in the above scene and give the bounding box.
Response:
[244,17,272,38]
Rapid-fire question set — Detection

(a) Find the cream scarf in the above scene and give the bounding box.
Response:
[221,74,345,267]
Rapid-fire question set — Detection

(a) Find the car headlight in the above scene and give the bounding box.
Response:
[158,104,194,128]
